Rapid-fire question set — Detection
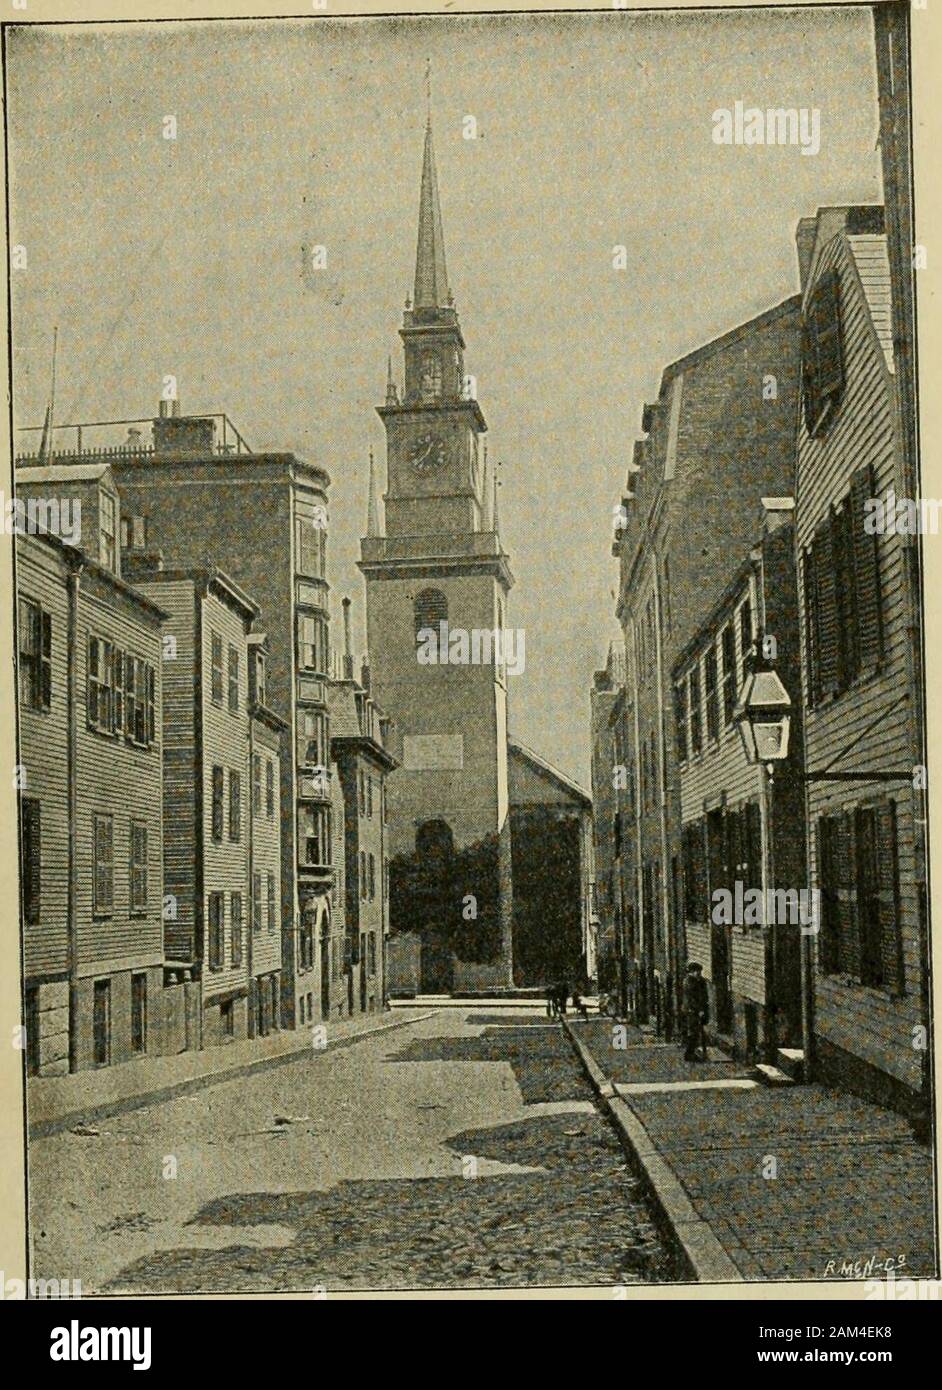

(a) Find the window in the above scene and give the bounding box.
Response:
[231,892,243,967]
[297,613,327,672]
[367,775,373,818]
[360,850,367,898]
[803,467,882,706]
[704,647,719,742]
[88,637,116,733]
[738,600,753,678]
[93,814,113,916]
[253,648,267,707]
[720,624,736,725]
[208,892,224,970]
[20,798,41,926]
[253,754,262,814]
[253,872,263,934]
[299,806,330,866]
[414,588,447,641]
[128,656,154,747]
[266,759,275,818]
[93,979,111,1066]
[802,268,844,437]
[131,973,147,1054]
[689,665,702,756]
[817,802,902,993]
[211,632,224,704]
[267,872,276,934]
[674,682,687,762]
[25,987,39,1077]
[211,766,224,842]
[368,933,377,975]
[358,771,366,816]
[297,708,327,768]
[229,771,241,841]
[88,643,155,745]
[129,822,148,913]
[296,515,325,578]
[228,645,240,713]
[368,853,376,901]
[99,490,117,573]
[18,599,51,710]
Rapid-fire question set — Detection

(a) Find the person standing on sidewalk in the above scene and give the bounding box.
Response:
[682,961,709,1062]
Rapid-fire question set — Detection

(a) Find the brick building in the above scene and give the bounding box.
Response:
[590,642,627,996]
[19,406,338,1029]
[329,599,397,1018]
[247,635,286,1038]
[673,500,805,1061]
[361,116,515,995]
[612,295,801,1035]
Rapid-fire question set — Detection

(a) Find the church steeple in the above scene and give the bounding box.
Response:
[413,116,450,311]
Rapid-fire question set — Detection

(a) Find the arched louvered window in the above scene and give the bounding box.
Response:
[414,588,448,640]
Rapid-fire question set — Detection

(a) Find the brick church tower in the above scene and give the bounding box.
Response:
[359,114,514,991]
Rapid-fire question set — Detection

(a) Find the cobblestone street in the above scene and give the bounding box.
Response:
[28,1009,677,1294]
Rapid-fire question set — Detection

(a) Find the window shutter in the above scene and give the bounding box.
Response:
[876,801,904,995]
[834,812,860,978]
[21,799,41,925]
[815,270,844,402]
[813,520,840,696]
[801,314,820,435]
[802,548,820,705]
[87,637,98,725]
[744,801,762,893]
[39,610,52,710]
[850,465,883,668]
[816,817,840,974]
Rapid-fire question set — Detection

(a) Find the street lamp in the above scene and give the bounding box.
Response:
[732,643,793,1064]
[732,659,792,769]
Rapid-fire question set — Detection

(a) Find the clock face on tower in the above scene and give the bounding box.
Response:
[409,431,446,474]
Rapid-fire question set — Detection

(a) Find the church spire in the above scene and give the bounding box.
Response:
[413,109,450,311]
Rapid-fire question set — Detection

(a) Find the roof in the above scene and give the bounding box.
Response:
[414,118,450,310]
[508,738,591,809]
[655,294,801,400]
[131,564,259,623]
[16,461,114,486]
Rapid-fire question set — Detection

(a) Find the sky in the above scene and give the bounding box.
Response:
[6,8,883,788]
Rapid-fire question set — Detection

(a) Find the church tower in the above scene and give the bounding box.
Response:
[359,113,514,991]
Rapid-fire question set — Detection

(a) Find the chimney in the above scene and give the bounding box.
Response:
[122,549,165,581]
[342,596,354,680]
[158,400,170,419]
[795,217,818,294]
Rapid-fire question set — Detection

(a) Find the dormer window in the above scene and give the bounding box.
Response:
[802,268,844,438]
[99,491,117,573]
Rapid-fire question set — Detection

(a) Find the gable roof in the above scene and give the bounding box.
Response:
[508,739,591,809]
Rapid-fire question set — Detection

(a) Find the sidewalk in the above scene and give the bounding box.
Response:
[28,1008,433,1139]
[564,1018,936,1284]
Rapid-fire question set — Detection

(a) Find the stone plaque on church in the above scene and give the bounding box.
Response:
[402,733,464,770]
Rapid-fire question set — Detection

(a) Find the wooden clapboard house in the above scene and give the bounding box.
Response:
[129,557,261,1049]
[15,466,165,1074]
[794,204,926,1119]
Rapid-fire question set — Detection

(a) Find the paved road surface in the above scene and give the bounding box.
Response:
[29,1008,677,1293]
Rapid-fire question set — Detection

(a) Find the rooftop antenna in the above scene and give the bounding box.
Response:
[425,57,432,124]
